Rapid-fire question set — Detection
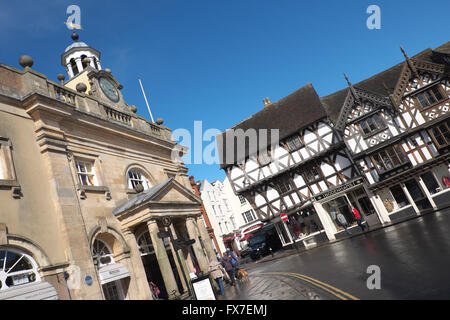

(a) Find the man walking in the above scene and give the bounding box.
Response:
[351,206,368,231]
[336,212,351,236]
[221,253,236,286]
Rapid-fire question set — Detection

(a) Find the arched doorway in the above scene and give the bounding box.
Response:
[137,230,184,299]
[92,238,129,300]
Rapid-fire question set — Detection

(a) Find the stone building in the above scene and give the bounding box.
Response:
[0,32,215,300]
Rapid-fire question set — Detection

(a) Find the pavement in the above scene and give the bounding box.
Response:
[218,206,450,300]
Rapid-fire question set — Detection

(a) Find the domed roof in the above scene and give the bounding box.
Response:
[65,41,89,52]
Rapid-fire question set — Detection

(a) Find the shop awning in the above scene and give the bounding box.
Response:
[239,233,254,242]
[242,223,264,234]
[98,263,130,285]
[0,281,58,300]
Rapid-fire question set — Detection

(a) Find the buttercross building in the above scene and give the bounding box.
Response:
[0,32,216,300]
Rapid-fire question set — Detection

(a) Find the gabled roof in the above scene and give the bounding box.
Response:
[217,83,326,169]
[113,178,200,216]
[321,42,450,124]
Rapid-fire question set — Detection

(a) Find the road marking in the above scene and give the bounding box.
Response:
[260,272,359,300]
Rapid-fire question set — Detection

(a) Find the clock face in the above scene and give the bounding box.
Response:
[99,77,119,102]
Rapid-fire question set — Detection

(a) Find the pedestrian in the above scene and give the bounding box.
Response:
[226,249,239,272]
[336,212,351,236]
[351,206,368,231]
[221,253,236,286]
[208,258,226,295]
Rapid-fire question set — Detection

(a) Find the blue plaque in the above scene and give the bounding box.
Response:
[85,275,93,286]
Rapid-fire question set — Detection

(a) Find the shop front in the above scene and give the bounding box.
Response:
[312,178,384,240]
[273,204,327,249]
[376,162,450,221]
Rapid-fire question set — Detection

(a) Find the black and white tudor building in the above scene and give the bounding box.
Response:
[218,42,450,249]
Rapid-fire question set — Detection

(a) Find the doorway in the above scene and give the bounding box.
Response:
[102,280,125,300]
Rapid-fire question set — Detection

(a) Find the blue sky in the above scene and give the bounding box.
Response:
[0,0,448,183]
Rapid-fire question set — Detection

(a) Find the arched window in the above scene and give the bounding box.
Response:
[70,58,79,76]
[0,248,41,291]
[93,57,99,70]
[92,239,115,267]
[127,169,151,191]
[81,55,89,69]
[136,231,154,256]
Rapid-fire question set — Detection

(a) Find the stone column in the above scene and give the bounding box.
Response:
[167,225,188,293]
[147,219,179,297]
[196,215,216,262]
[75,58,83,75]
[121,228,152,300]
[185,217,209,273]
[313,202,337,241]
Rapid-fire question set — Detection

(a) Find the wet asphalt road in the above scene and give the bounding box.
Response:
[225,207,450,300]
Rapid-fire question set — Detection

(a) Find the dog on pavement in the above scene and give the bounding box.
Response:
[236,268,249,282]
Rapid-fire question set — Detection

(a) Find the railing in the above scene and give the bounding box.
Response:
[149,122,161,136]
[54,85,76,105]
[103,105,132,125]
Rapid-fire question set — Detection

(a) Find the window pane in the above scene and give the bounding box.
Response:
[367,117,377,131]
[417,93,428,107]
[424,91,436,105]
[390,185,409,207]
[360,121,370,134]
[421,172,440,195]
[431,86,443,101]
[373,114,384,129]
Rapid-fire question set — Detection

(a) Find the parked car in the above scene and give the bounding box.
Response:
[247,232,270,261]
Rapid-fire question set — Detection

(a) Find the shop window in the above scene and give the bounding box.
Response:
[0,248,41,292]
[414,84,445,108]
[389,185,409,208]
[75,159,98,186]
[127,169,151,190]
[404,179,432,210]
[429,119,450,149]
[359,114,385,135]
[420,171,440,195]
[285,135,303,151]
[357,197,376,216]
[371,145,409,174]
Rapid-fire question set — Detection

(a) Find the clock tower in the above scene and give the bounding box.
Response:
[60,32,133,112]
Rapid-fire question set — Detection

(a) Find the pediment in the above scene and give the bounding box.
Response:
[113,178,201,216]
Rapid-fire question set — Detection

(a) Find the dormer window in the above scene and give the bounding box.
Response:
[415,85,445,108]
[127,169,151,190]
[285,135,303,151]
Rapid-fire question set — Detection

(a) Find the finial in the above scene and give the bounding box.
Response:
[19,55,33,69]
[399,45,417,75]
[71,31,79,42]
[156,118,164,125]
[57,74,66,84]
[343,73,352,87]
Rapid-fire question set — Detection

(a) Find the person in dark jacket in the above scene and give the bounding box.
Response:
[221,253,236,286]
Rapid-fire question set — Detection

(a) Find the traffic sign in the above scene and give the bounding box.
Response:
[281,213,288,222]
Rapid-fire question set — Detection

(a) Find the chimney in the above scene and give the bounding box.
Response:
[263,97,272,107]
